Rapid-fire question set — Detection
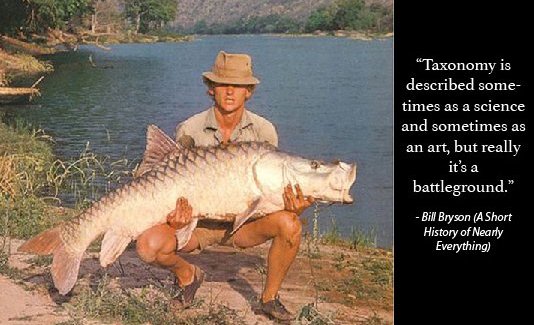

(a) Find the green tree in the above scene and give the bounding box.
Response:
[305,0,392,33]
[305,7,335,32]
[371,3,393,32]
[192,20,209,34]
[1,0,92,35]
[124,0,177,34]
[333,0,366,30]
[26,0,92,32]
[0,0,28,34]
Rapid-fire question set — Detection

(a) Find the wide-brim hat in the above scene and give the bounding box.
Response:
[202,51,260,85]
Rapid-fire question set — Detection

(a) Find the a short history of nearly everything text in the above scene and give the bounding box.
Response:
[400,57,527,254]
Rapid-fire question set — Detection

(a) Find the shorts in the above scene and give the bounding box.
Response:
[192,220,237,251]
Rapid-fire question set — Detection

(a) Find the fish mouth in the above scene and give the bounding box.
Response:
[342,190,354,204]
[341,163,357,204]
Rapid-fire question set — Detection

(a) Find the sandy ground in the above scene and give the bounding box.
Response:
[0,276,69,324]
[1,239,392,324]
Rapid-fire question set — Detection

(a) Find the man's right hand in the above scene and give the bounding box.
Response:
[283,184,314,216]
[167,197,193,229]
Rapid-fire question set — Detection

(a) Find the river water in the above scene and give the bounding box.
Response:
[1,35,393,247]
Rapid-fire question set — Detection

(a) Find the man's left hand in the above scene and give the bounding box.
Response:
[283,184,315,216]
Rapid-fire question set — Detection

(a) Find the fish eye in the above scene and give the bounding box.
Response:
[310,160,321,170]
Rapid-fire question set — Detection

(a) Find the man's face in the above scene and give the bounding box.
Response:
[210,83,252,114]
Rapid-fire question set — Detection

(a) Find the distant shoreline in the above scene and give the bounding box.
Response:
[273,30,393,40]
[189,31,394,41]
[0,31,193,90]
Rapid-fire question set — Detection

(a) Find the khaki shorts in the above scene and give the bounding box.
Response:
[192,220,237,250]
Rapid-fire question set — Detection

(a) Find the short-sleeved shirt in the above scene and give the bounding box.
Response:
[175,107,278,147]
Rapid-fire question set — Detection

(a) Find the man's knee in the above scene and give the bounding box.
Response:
[136,225,176,264]
[232,211,303,249]
[136,237,156,263]
[273,211,302,242]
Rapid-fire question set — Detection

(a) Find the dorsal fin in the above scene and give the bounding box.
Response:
[135,125,178,177]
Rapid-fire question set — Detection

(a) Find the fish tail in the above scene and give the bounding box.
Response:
[18,227,62,255]
[18,226,83,295]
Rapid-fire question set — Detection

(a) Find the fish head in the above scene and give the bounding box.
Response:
[283,157,357,204]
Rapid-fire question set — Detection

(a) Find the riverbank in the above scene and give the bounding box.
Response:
[2,238,392,324]
[273,30,393,40]
[0,31,192,93]
[0,38,53,89]
[193,30,394,41]
[82,31,193,45]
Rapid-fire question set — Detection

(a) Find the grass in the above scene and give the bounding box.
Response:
[27,255,53,267]
[326,254,392,307]
[297,303,336,324]
[0,48,53,86]
[362,313,389,325]
[0,250,25,279]
[0,117,135,240]
[303,207,392,319]
[0,118,54,195]
[0,118,61,240]
[301,210,392,324]
[307,208,378,251]
[60,274,245,325]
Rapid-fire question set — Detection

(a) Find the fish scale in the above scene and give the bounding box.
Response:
[18,125,357,295]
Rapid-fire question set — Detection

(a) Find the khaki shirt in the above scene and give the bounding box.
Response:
[175,107,278,147]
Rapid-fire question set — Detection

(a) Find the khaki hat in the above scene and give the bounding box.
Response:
[202,51,260,85]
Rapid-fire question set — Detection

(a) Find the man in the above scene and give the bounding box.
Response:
[136,51,313,321]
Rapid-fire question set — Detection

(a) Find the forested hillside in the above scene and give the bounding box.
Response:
[174,0,334,29]
[1,0,392,39]
[174,0,393,34]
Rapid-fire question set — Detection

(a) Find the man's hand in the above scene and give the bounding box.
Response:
[167,197,193,229]
[283,184,315,216]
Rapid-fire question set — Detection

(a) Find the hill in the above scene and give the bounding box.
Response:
[173,0,393,30]
[174,0,333,29]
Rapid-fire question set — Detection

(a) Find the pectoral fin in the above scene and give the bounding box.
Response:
[232,198,265,233]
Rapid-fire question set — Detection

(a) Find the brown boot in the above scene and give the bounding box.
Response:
[175,265,205,308]
[261,296,295,321]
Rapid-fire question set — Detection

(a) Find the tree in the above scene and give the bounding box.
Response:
[91,0,122,33]
[25,0,93,32]
[304,0,392,33]
[124,0,177,34]
[305,7,335,32]
[1,0,92,35]
[0,0,28,35]
[332,0,366,30]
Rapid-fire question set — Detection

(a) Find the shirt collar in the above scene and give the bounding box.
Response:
[203,107,253,132]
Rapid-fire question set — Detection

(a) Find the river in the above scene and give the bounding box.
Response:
[1,35,393,248]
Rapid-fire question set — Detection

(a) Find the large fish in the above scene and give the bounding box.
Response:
[18,125,357,295]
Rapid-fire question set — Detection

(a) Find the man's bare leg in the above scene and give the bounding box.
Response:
[136,223,198,286]
[233,210,302,303]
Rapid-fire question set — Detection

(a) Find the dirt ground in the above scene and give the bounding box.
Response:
[1,238,392,324]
